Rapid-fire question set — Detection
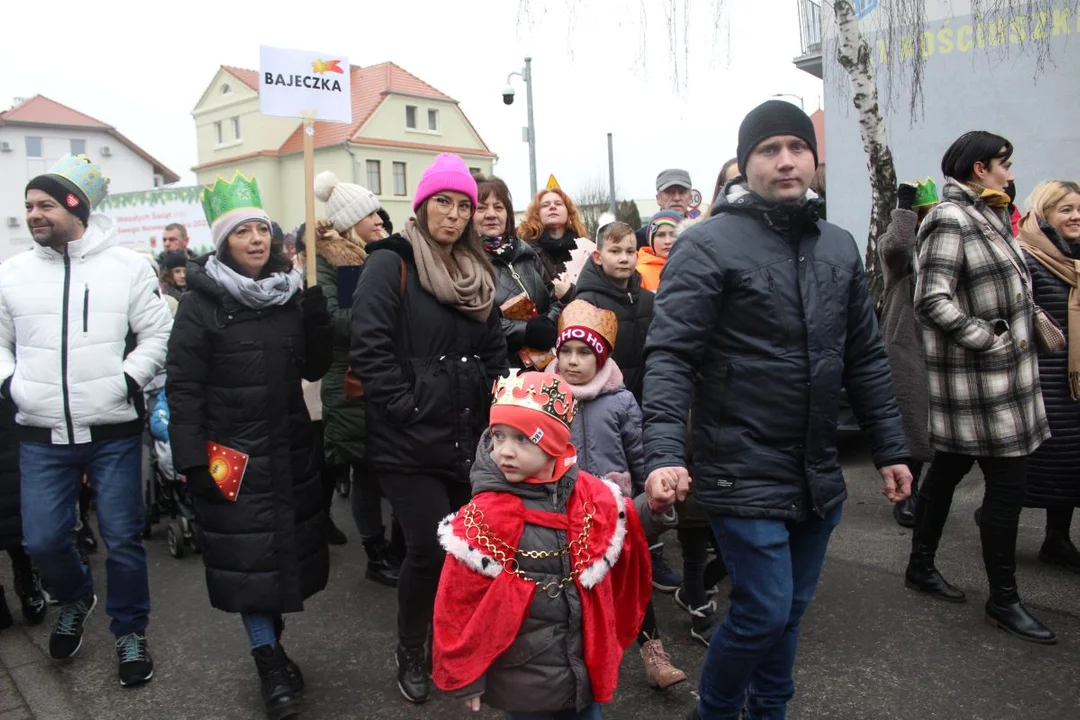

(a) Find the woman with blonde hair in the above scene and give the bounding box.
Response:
[517,186,589,300]
[312,171,401,581]
[1018,180,1080,573]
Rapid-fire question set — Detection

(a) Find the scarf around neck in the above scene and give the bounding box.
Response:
[402,219,495,323]
[965,181,1012,209]
[537,229,578,265]
[204,255,302,310]
[1018,213,1080,399]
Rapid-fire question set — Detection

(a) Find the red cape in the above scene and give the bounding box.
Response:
[432,471,652,703]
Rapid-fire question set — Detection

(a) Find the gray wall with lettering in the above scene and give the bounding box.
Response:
[823,0,1080,253]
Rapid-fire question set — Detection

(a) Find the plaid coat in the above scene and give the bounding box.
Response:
[914,179,1049,457]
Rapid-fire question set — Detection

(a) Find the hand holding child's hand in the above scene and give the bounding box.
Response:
[464,696,481,712]
[646,466,691,512]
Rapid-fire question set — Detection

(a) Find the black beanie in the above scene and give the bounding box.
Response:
[25,175,91,226]
[736,100,819,176]
[164,250,188,270]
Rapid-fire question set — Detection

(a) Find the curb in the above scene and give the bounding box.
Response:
[0,626,85,720]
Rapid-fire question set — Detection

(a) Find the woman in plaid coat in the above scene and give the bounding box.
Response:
[905,131,1053,645]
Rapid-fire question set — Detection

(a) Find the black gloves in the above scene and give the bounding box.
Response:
[300,285,329,324]
[897,184,916,211]
[523,317,558,349]
[183,466,222,502]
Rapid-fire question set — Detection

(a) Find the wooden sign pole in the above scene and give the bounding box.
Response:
[303,115,317,288]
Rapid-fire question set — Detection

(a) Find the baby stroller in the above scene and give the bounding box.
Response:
[144,389,201,559]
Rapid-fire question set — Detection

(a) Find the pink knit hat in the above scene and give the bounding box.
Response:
[412,153,478,212]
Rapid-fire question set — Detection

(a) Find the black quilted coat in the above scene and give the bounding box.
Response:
[0,397,20,551]
[166,258,333,614]
[1023,225,1080,508]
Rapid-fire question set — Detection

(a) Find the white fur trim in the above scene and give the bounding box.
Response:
[578,477,629,589]
[437,511,502,579]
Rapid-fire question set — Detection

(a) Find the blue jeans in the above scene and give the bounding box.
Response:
[698,506,842,720]
[20,435,150,636]
[242,613,278,649]
[504,704,602,720]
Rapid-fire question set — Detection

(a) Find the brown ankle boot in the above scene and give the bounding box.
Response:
[639,636,687,690]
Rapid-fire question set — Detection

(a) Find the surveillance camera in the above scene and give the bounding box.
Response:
[502,86,516,105]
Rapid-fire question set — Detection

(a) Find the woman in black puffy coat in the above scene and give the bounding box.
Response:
[166,184,332,719]
[349,153,507,705]
[1018,181,1080,573]
[0,396,47,630]
[474,175,563,369]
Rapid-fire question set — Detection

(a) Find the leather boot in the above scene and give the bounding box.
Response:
[904,481,966,603]
[11,554,47,626]
[252,644,302,719]
[639,636,687,690]
[1039,507,1080,574]
[982,517,1057,645]
[272,616,304,694]
[0,588,12,630]
[364,535,401,588]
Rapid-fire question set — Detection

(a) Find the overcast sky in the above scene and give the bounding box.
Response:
[2,0,823,206]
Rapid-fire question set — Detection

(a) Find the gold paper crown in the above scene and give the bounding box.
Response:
[558,299,618,350]
[491,372,576,428]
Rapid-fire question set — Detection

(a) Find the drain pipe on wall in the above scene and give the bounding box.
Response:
[343,142,360,184]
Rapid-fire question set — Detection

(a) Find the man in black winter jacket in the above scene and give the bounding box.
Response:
[641,100,912,720]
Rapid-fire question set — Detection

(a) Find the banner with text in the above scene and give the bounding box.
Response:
[97,186,213,255]
[259,45,353,123]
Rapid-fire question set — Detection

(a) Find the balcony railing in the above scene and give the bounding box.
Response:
[797,0,823,56]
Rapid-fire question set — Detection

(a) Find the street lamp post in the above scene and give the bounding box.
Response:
[504,57,537,198]
[771,92,806,110]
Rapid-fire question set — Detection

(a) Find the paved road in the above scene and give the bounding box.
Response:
[2,440,1079,719]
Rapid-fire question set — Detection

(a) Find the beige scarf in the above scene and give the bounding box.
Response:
[402,219,495,323]
[1019,213,1080,400]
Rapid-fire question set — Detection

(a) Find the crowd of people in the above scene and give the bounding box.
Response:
[0,98,1075,720]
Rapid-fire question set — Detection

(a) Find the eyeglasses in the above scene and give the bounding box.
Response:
[433,196,473,217]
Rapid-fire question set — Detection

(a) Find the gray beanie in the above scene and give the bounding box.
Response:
[314,171,381,233]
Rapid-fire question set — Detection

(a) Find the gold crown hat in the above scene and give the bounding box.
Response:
[46,154,110,209]
[200,171,272,248]
[491,372,576,429]
[557,299,618,350]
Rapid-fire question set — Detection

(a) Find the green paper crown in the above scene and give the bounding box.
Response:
[912,177,939,208]
[48,154,110,209]
[200,172,264,227]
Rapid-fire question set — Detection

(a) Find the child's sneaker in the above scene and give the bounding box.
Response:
[639,636,687,690]
[689,600,719,648]
[650,542,682,593]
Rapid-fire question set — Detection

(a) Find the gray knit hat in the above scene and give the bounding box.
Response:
[314,171,381,232]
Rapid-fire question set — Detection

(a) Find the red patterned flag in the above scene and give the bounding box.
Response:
[205,442,250,502]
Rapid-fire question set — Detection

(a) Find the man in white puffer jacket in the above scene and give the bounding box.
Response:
[0,155,171,688]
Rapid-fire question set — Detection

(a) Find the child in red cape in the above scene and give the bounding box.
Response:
[433,371,677,719]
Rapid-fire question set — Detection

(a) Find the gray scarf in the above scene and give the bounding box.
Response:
[204,255,302,310]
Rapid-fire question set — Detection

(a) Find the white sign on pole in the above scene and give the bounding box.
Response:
[259,45,353,123]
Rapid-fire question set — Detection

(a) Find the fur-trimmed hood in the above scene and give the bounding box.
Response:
[315,231,366,269]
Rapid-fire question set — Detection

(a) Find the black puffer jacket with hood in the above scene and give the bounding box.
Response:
[449,431,674,712]
[642,184,908,520]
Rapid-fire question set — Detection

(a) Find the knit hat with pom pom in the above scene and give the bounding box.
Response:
[314,170,381,233]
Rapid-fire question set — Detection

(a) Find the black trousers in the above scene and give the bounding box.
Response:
[915,451,1027,594]
[377,468,470,647]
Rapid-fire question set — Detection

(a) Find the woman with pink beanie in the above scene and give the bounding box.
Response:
[349,153,508,704]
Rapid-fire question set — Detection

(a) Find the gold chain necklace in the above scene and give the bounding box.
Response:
[461,500,597,598]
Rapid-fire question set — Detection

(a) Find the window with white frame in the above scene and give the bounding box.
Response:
[25,136,42,157]
[231,116,241,140]
[428,109,439,132]
[393,162,407,196]
[70,139,86,155]
[366,160,382,195]
[221,84,232,95]
[214,121,223,145]
[405,105,417,129]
